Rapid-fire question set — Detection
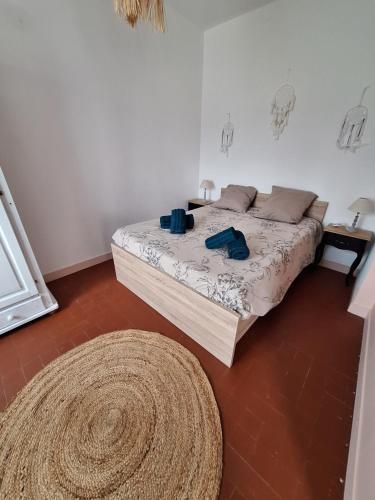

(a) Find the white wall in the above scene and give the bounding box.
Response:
[0,0,203,274]
[344,305,375,500]
[199,0,375,267]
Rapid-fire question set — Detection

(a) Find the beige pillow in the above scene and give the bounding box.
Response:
[227,185,257,203]
[254,186,317,224]
[213,185,257,213]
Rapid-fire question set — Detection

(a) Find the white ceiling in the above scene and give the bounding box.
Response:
[167,0,276,30]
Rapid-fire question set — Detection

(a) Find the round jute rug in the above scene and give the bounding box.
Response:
[0,330,222,499]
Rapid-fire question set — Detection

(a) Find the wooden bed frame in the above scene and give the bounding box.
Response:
[112,192,328,367]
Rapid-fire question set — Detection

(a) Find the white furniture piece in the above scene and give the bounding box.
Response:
[0,167,58,336]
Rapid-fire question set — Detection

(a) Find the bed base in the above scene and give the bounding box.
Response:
[112,244,258,367]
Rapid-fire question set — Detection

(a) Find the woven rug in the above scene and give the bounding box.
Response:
[0,330,222,499]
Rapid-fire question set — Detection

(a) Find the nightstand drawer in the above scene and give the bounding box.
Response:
[324,232,353,250]
[188,203,203,211]
[315,224,373,286]
[187,199,213,211]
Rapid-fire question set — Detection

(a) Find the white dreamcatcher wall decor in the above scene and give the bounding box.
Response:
[220,113,234,157]
[271,69,296,140]
[337,86,371,153]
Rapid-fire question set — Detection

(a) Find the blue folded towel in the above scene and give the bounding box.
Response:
[160,214,194,230]
[170,209,187,234]
[205,227,237,249]
[228,230,250,260]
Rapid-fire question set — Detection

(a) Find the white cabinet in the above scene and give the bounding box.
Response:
[0,198,38,308]
[0,167,58,335]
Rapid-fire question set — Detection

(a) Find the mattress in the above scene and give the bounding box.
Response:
[112,206,322,319]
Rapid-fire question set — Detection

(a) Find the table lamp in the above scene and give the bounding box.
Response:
[200,180,214,200]
[347,197,373,232]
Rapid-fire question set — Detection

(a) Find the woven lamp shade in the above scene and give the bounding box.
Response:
[200,180,214,190]
[348,198,373,214]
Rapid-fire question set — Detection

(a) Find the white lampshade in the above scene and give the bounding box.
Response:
[348,198,373,214]
[200,179,214,190]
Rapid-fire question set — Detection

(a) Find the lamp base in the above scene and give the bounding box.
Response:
[346,212,360,233]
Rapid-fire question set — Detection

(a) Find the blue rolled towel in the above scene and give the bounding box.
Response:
[160,214,194,230]
[170,209,187,234]
[186,214,194,230]
[160,215,171,229]
[205,227,237,249]
[228,230,250,260]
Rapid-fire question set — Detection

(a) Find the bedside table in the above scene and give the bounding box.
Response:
[314,224,373,285]
[188,198,213,211]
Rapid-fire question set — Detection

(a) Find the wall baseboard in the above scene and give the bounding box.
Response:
[319,259,349,274]
[348,302,371,319]
[44,253,113,283]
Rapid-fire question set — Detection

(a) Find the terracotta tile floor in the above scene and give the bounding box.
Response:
[0,261,363,499]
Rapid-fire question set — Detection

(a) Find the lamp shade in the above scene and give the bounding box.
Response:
[200,180,214,190]
[348,198,373,214]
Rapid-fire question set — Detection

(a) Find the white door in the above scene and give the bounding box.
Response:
[0,197,38,309]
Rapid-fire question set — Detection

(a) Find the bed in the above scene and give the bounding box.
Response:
[112,192,328,367]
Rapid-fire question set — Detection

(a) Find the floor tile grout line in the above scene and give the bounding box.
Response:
[227,444,284,500]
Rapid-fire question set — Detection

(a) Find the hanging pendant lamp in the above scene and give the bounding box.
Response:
[114,0,165,32]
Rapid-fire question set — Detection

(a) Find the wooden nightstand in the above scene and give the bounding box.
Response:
[314,224,373,285]
[188,199,213,211]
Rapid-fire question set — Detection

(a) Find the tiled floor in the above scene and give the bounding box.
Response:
[0,261,362,499]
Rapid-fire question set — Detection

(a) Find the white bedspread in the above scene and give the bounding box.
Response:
[112,206,322,318]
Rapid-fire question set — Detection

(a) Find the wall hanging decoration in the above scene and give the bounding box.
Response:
[271,69,296,140]
[337,86,370,153]
[220,113,234,157]
[114,0,165,32]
